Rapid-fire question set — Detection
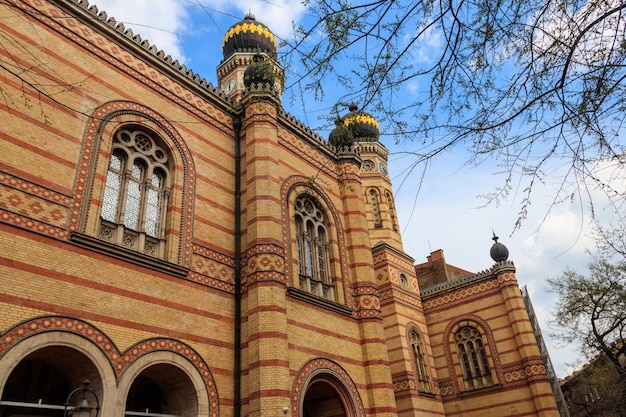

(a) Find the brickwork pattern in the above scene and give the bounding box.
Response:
[0,315,219,416]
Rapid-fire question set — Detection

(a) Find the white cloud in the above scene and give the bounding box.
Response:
[532,0,625,69]
[404,25,443,65]
[231,0,307,40]
[91,0,308,63]
[92,0,189,61]
[520,211,593,264]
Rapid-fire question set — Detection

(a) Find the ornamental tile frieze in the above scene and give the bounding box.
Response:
[187,271,235,293]
[244,101,278,118]
[0,172,71,237]
[0,208,69,240]
[392,376,417,397]
[351,284,382,319]
[379,287,422,309]
[191,247,235,285]
[496,271,518,287]
[27,0,232,134]
[501,359,548,387]
[372,250,415,271]
[241,243,287,286]
[0,184,68,229]
[278,132,336,179]
[422,278,501,313]
[438,378,456,399]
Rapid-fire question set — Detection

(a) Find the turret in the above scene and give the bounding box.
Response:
[216,14,284,101]
[330,104,402,250]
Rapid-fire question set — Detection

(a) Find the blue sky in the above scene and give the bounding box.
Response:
[87,0,617,378]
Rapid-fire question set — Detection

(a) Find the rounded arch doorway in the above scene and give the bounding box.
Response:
[294,359,364,417]
[302,378,348,417]
[123,363,199,417]
[1,345,103,417]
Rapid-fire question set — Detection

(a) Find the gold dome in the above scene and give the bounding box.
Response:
[222,14,277,59]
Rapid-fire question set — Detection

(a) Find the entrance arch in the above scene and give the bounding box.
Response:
[124,363,197,417]
[0,333,110,417]
[293,358,364,417]
[118,349,210,417]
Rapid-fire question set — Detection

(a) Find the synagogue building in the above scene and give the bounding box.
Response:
[0,1,562,416]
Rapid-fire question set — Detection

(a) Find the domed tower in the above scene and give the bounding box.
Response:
[330,105,403,251]
[217,14,284,101]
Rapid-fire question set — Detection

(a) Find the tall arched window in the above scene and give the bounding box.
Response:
[409,329,432,393]
[99,128,170,258]
[294,195,334,301]
[455,326,493,390]
[385,191,398,231]
[369,189,382,228]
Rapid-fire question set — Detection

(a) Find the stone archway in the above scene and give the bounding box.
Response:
[302,378,349,417]
[293,358,364,417]
[124,363,197,417]
[1,345,103,417]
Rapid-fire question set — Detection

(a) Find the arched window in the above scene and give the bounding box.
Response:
[294,195,334,301]
[385,191,398,231]
[409,329,431,393]
[399,273,409,289]
[99,128,170,258]
[369,189,382,228]
[455,326,493,390]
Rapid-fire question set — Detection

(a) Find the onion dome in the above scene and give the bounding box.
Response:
[222,14,278,59]
[244,54,276,87]
[342,104,380,142]
[329,118,355,149]
[490,233,509,262]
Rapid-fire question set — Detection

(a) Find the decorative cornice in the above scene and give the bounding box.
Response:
[50,0,238,110]
[355,141,389,159]
[372,241,416,267]
[287,287,353,316]
[278,109,330,147]
[420,261,515,298]
[71,232,189,277]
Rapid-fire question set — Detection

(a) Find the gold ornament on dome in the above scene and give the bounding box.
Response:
[344,114,380,130]
[222,22,277,50]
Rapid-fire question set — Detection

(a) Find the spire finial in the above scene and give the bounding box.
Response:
[490,231,509,262]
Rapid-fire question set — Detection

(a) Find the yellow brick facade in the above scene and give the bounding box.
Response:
[0,1,560,416]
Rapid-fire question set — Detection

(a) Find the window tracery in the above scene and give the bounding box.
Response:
[369,189,382,227]
[294,195,335,301]
[385,191,398,231]
[455,326,493,390]
[409,329,432,393]
[99,128,170,258]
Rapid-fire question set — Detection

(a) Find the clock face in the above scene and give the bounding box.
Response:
[224,79,236,93]
[362,160,375,171]
[379,162,388,176]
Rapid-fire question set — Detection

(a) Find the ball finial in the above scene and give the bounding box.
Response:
[490,232,509,262]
